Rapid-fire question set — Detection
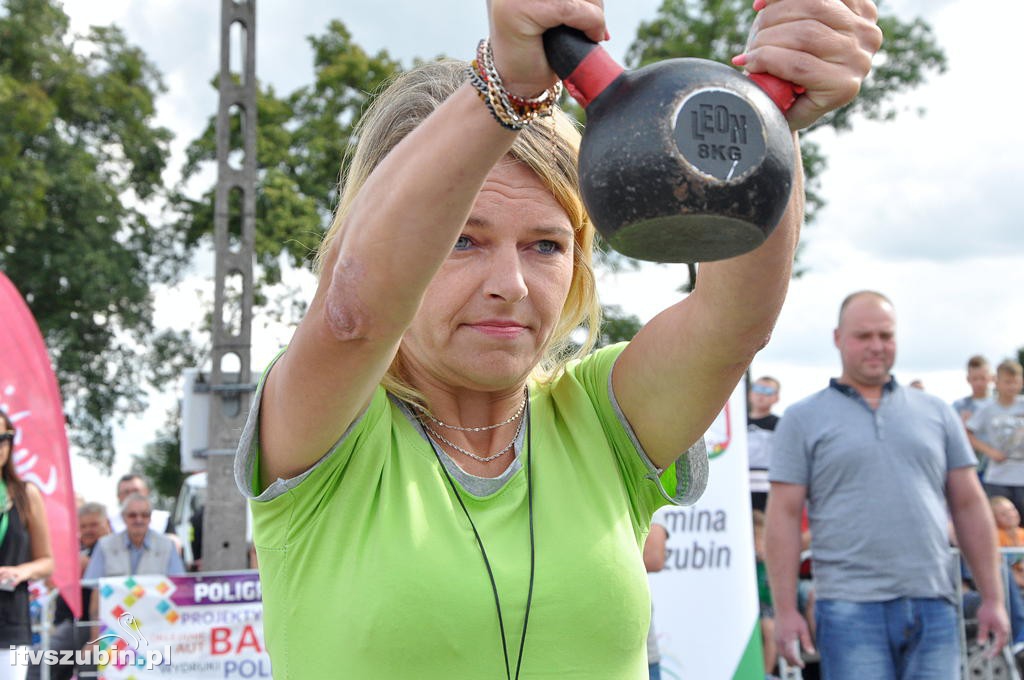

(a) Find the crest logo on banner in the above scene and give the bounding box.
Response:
[0,272,81,616]
[705,400,733,459]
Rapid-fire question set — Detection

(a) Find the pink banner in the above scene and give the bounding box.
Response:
[0,272,81,617]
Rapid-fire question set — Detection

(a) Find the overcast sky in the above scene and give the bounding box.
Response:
[58,0,1024,498]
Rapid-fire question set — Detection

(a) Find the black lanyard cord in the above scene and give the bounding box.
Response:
[513,411,535,680]
[428,398,535,680]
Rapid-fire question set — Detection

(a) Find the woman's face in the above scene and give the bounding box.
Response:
[402,160,575,393]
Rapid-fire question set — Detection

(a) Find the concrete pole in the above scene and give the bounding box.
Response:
[202,0,257,572]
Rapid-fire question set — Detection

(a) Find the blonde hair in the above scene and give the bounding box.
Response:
[997,359,1024,379]
[990,495,1014,511]
[313,60,601,408]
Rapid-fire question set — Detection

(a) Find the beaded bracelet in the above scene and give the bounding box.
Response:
[467,38,562,131]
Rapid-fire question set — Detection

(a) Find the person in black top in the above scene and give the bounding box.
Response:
[0,408,54,676]
[28,503,110,680]
[748,376,781,512]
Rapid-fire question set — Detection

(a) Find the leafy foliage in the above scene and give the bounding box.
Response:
[0,0,185,468]
[598,305,644,347]
[133,411,185,507]
[119,20,403,489]
[173,21,401,284]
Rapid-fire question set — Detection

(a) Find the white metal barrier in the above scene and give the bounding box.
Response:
[25,580,104,680]
[770,548,1024,679]
[19,552,1024,679]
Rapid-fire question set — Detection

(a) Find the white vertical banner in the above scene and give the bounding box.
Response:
[651,380,762,680]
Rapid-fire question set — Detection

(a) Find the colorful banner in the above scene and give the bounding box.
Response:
[96,570,269,678]
[650,381,762,679]
[0,272,80,617]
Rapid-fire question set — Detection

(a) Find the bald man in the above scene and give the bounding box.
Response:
[765,290,1008,679]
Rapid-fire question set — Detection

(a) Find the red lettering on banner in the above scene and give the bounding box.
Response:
[210,625,264,655]
[238,625,263,654]
[211,627,233,655]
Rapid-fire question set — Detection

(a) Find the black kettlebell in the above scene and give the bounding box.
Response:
[543,26,800,263]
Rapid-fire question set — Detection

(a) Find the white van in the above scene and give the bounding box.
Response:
[170,472,253,570]
[170,472,206,570]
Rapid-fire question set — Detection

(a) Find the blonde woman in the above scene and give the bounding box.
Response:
[234,1,881,677]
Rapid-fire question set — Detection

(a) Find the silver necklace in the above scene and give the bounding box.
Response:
[427,402,536,680]
[422,412,525,463]
[411,390,528,432]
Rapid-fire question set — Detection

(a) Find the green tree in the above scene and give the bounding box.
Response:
[0,0,196,469]
[125,21,403,492]
[173,21,401,287]
[598,305,644,347]
[132,410,186,508]
[625,0,947,227]
[1017,349,1024,391]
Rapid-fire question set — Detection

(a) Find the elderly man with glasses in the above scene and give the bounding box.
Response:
[81,494,185,648]
[82,493,185,630]
[83,494,184,580]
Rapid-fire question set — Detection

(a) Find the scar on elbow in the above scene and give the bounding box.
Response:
[324,259,371,341]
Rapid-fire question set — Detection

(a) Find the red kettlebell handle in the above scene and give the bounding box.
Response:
[543,27,803,113]
[748,73,804,112]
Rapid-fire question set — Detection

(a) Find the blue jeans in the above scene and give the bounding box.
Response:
[815,598,959,680]
[648,662,661,680]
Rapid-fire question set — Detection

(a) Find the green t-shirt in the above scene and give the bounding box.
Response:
[236,343,706,679]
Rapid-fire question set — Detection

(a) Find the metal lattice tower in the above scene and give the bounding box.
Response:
[202,0,257,571]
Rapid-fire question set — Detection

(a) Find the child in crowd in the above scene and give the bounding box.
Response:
[991,495,1024,589]
[969,360,1024,517]
[953,355,993,475]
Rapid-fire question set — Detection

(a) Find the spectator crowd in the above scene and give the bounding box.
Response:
[751,292,1024,680]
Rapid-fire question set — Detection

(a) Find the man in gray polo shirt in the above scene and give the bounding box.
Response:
[765,290,1008,679]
